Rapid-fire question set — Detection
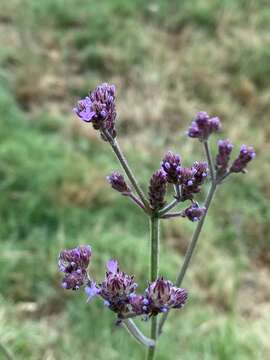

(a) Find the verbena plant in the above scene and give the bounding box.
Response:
[58,83,255,360]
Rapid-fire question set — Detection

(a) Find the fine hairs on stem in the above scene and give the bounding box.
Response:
[57,84,256,360]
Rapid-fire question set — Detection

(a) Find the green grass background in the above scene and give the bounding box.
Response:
[0,0,270,359]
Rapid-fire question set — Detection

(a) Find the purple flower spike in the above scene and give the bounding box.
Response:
[216,139,233,174]
[161,151,181,184]
[99,261,137,314]
[180,162,208,200]
[58,245,91,290]
[230,145,256,173]
[183,203,206,222]
[187,111,221,141]
[107,172,131,195]
[146,277,188,316]
[148,169,167,210]
[73,83,117,139]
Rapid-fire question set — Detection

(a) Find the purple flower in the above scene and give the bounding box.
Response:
[58,245,91,290]
[180,162,208,200]
[216,139,233,174]
[107,172,131,195]
[129,294,150,315]
[230,145,256,173]
[187,111,221,141]
[148,169,167,210]
[161,151,181,184]
[85,281,100,302]
[146,278,188,316]
[73,83,117,139]
[99,260,137,314]
[183,203,206,222]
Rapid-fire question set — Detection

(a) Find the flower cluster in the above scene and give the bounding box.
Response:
[107,172,131,195]
[230,145,256,173]
[215,139,233,175]
[58,246,188,319]
[183,203,206,222]
[58,245,91,290]
[187,111,221,141]
[148,169,167,210]
[73,83,116,139]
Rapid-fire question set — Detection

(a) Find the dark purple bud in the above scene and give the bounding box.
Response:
[58,245,91,290]
[187,111,221,141]
[183,203,206,222]
[73,83,117,139]
[148,169,167,210]
[129,294,150,315]
[146,277,188,316]
[161,151,181,184]
[193,161,209,186]
[216,139,233,174]
[107,172,131,195]
[230,145,256,173]
[180,162,208,200]
[99,260,137,314]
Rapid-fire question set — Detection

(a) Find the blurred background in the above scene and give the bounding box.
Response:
[0,0,270,359]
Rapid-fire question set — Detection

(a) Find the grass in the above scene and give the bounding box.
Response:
[0,0,270,359]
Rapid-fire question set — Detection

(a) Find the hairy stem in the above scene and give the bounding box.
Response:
[102,129,150,212]
[158,182,217,335]
[122,319,155,348]
[204,141,215,182]
[129,193,146,212]
[146,216,160,360]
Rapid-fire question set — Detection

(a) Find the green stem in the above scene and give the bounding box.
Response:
[146,216,160,360]
[122,319,155,348]
[102,129,150,212]
[204,141,215,182]
[158,182,217,335]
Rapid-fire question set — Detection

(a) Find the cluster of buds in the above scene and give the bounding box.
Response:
[230,145,256,173]
[107,172,131,195]
[58,245,91,290]
[58,246,188,319]
[187,111,221,141]
[148,169,167,210]
[73,83,117,139]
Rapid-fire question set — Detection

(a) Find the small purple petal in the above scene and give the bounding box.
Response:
[107,259,118,273]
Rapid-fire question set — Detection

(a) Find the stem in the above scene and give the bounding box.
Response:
[102,129,150,212]
[158,182,217,335]
[122,319,155,348]
[203,141,215,182]
[158,198,178,217]
[129,193,146,212]
[146,216,160,360]
[161,211,184,219]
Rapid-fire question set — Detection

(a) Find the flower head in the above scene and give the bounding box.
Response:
[187,111,221,141]
[58,245,91,290]
[161,151,181,184]
[129,294,150,315]
[99,260,137,314]
[180,162,208,200]
[73,83,117,139]
[107,172,131,195]
[146,278,188,315]
[148,169,167,210]
[230,145,255,173]
[216,139,233,175]
[183,203,206,222]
